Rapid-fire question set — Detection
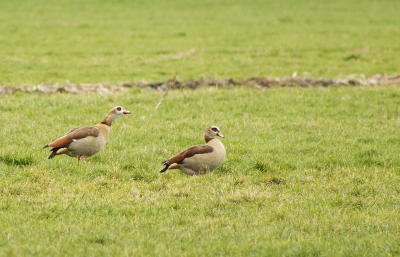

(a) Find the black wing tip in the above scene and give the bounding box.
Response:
[43,145,49,149]
[47,148,58,159]
[159,164,170,173]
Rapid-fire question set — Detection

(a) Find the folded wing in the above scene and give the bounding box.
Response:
[45,126,100,149]
[160,145,214,173]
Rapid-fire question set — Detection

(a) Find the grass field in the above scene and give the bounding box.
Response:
[1,0,400,256]
[1,87,400,256]
[1,0,400,85]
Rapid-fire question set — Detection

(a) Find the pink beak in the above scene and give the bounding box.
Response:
[217,132,224,138]
[123,110,131,114]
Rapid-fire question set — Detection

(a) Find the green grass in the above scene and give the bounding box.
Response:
[1,0,400,85]
[1,87,400,255]
[1,0,400,255]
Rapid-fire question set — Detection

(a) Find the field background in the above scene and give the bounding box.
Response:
[1,0,400,256]
[1,0,400,86]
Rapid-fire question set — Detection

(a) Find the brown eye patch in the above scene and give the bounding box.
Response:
[117,107,121,111]
[212,128,218,132]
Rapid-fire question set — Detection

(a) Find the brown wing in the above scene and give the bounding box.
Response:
[65,126,87,135]
[67,126,99,140]
[164,145,214,165]
[48,126,99,148]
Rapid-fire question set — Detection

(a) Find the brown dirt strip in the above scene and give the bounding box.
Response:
[1,74,400,95]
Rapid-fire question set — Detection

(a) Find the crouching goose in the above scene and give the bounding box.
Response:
[160,126,226,176]
[43,106,130,164]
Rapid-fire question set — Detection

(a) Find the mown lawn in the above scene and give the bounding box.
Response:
[1,0,400,85]
[1,87,400,256]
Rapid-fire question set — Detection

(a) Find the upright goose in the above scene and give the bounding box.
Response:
[43,106,130,164]
[160,126,226,176]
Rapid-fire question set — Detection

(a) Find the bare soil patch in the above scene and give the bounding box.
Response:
[1,74,400,95]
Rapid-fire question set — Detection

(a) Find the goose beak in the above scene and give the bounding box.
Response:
[217,132,224,138]
[123,110,131,114]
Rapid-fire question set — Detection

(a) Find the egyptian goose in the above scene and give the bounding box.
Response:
[160,126,226,176]
[43,106,130,164]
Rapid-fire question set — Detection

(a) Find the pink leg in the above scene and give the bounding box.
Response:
[77,155,84,166]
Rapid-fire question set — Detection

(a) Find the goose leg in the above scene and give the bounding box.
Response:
[77,155,84,166]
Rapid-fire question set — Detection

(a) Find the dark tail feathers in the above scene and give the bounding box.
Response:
[47,148,60,159]
[159,163,170,173]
